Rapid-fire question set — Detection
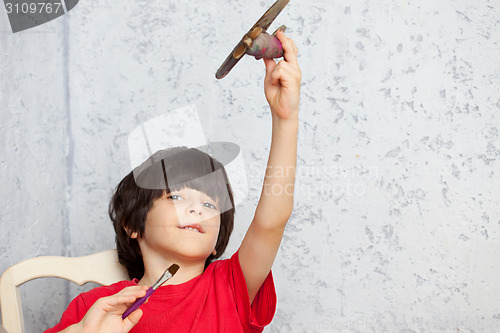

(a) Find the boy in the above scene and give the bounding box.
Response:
[46,30,301,333]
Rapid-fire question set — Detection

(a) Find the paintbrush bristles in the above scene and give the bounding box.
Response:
[152,263,180,289]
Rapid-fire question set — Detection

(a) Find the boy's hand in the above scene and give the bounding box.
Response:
[75,286,148,333]
[263,30,301,121]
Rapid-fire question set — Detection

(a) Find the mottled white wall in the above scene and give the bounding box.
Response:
[1,0,499,332]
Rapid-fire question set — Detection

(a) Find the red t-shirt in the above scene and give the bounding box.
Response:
[44,251,276,332]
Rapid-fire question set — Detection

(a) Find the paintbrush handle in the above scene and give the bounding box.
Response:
[122,287,155,319]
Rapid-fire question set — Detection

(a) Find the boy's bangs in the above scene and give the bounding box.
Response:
[133,147,234,213]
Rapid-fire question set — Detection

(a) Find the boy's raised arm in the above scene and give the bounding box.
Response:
[239,30,301,304]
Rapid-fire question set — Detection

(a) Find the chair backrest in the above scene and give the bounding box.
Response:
[0,249,129,333]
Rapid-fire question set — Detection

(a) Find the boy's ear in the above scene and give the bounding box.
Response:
[212,249,217,256]
[124,226,138,239]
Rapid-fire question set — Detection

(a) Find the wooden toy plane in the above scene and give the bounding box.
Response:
[215,0,290,79]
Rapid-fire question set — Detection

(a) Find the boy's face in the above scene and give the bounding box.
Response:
[137,187,221,264]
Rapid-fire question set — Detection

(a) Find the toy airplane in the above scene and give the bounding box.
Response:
[215,0,290,79]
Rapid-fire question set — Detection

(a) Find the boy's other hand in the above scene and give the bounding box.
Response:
[75,285,148,333]
[263,30,301,122]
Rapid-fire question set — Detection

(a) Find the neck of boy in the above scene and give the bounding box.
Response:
[138,256,205,287]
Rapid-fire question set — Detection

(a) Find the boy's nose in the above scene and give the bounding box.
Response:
[178,204,203,227]
[185,203,203,216]
[187,208,202,216]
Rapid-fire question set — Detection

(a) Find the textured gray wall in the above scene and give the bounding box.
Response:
[1,0,499,332]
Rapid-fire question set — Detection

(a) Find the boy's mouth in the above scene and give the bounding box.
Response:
[179,223,204,233]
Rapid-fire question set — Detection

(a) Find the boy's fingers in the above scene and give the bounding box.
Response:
[264,58,277,83]
[100,295,133,309]
[122,286,148,306]
[101,286,148,308]
[276,30,298,66]
[271,60,301,88]
[123,309,143,331]
[272,61,286,84]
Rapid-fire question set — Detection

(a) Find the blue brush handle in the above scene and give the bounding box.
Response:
[122,287,155,319]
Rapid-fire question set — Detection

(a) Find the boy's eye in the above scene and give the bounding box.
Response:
[167,194,182,200]
[202,202,218,210]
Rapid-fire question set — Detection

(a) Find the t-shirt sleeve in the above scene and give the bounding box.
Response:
[43,294,89,333]
[225,250,277,331]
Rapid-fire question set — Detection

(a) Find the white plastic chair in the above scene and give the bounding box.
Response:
[0,249,129,333]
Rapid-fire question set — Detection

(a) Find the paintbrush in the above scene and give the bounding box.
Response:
[122,263,180,319]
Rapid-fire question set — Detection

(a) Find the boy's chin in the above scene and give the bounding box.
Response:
[172,248,215,263]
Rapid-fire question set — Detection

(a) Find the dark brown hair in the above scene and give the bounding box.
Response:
[109,147,235,279]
